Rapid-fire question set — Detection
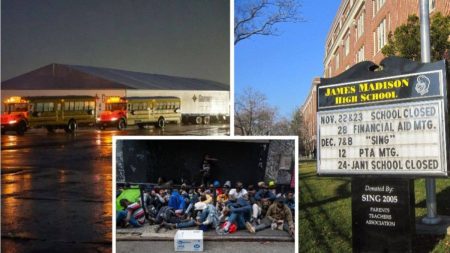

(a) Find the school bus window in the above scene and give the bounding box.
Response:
[89,101,95,110]
[132,103,145,110]
[84,101,90,109]
[36,103,43,112]
[69,101,75,110]
[46,102,54,112]
[75,101,84,110]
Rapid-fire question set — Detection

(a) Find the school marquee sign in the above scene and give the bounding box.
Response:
[317,57,448,176]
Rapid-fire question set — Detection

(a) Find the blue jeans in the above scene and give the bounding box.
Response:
[228,212,246,229]
[176,220,196,228]
[116,210,142,227]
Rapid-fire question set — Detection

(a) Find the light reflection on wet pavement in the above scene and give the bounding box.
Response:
[1,124,229,253]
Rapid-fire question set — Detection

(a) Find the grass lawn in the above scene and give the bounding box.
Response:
[299,161,450,253]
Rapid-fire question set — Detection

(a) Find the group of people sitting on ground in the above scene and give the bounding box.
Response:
[116,180,295,238]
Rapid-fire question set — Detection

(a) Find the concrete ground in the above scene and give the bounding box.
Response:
[116,224,294,242]
[116,241,295,253]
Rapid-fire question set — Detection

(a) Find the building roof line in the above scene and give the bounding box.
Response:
[2,63,229,91]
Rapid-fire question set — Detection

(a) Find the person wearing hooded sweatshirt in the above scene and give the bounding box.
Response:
[249,197,294,238]
[168,190,186,215]
[220,192,254,234]
[255,182,276,202]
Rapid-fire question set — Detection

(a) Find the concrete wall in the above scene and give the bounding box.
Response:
[265,140,295,187]
[116,140,269,186]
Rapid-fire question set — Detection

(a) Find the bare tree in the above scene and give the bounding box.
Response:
[288,106,309,155]
[235,87,278,135]
[234,0,303,45]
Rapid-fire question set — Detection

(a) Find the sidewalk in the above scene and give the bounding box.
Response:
[117,225,294,242]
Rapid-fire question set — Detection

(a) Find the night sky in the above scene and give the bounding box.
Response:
[1,0,230,85]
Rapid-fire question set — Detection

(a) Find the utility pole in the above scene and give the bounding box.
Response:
[419,0,442,225]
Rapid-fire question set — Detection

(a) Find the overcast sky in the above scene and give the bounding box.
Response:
[1,0,230,85]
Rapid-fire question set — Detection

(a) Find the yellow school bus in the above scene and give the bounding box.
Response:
[126,96,181,128]
[27,96,96,133]
[1,96,29,135]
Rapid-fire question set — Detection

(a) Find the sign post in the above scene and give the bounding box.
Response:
[419,0,442,225]
[317,56,448,252]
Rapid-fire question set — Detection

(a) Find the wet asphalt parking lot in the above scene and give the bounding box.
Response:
[1,124,229,253]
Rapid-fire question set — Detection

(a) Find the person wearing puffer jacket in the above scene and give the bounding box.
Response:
[168,190,186,215]
[219,192,254,234]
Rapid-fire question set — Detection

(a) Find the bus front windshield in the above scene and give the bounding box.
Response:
[3,103,28,114]
[106,103,126,111]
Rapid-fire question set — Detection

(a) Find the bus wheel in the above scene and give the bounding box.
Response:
[65,120,77,133]
[16,121,27,135]
[157,117,165,128]
[195,116,202,125]
[46,126,55,133]
[203,116,210,125]
[117,119,126,130]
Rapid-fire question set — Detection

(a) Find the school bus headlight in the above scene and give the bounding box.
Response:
[9,120,17,124]
[110,117,118,121]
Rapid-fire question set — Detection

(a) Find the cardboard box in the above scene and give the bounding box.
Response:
[174,230,204,252]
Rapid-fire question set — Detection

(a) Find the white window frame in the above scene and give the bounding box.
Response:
[429,0,436,12]
[344,32,350,56]
[356,45,365,63]
[335,51,340,70]
[356,11,364,39]
[375,18,386,53]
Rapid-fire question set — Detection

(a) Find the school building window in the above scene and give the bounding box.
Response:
[344,32,350,56]
[356,46,365,63]
[356,11,364,39]
[375,18,386,53]
[335,52,340,70]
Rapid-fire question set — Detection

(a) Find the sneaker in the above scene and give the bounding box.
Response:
[245,221,256,233]
[216,228,225,235]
